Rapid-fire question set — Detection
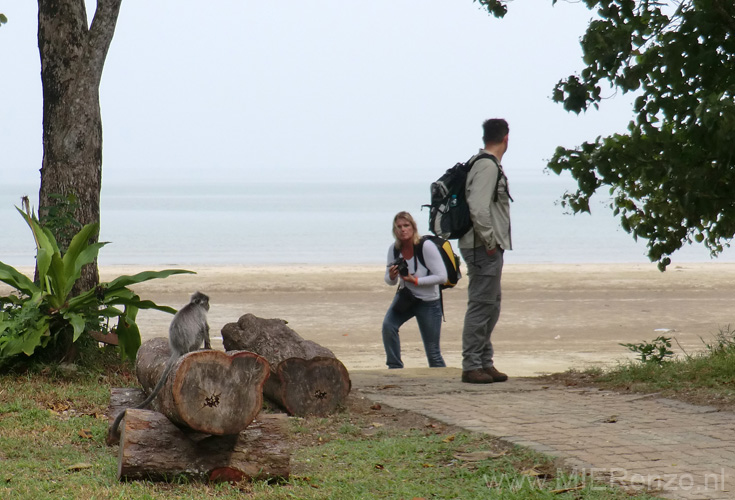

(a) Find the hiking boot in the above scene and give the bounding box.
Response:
[484,366,508,382]
[461,369,494,384]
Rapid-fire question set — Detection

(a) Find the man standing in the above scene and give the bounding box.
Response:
[459,118,512,384]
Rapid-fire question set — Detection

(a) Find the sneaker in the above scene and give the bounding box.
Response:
[461,369,494,384]
[484,366,508,382]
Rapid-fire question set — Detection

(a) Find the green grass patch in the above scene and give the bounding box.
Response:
[563,325,735,407]
[0,361,657,500]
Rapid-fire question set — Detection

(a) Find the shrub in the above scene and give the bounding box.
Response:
[0,203,192,366]
[620,336,674,365]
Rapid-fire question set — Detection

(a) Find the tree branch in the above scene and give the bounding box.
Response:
[86,0,123,79]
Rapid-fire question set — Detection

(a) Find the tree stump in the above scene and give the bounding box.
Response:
[107,338,270,444]
[117,408,290,482]
[221,313,351,417]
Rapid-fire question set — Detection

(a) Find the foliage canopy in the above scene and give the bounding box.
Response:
[478,0,735,270]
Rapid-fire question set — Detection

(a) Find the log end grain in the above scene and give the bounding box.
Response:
[169,350,270,435]
[270,357,351,417]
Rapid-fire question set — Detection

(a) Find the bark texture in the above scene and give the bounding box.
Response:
[222,314,351,416]
[117,408,290,483]
[107,338,270,444]
[37,0,122,292]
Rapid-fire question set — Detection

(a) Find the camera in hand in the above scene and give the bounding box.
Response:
[388,257,409,277]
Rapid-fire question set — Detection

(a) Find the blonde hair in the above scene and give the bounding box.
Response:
[392,211,421,249]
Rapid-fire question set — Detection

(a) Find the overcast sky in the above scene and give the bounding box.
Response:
[1,0,636,188]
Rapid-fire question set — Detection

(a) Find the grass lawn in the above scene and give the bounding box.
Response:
[544,327,735,412]
[0,349,659,500]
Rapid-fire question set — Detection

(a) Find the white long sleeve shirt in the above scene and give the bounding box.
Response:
[384,240,447,301]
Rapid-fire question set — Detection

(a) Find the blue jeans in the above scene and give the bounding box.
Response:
[382,294,446,368]
[460,246,504,371]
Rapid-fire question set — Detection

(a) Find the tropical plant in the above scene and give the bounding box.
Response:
[620,335,674,365]
[0,203,193,366]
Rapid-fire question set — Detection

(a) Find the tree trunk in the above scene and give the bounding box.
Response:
[117,408,290,483]
[37,0,122,294]
[222,314,351,417]
[107,338,270,444]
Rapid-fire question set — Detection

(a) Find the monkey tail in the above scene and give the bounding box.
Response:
[108,356,176,438]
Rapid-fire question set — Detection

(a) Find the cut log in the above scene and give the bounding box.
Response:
[221,313,351,417]
[107,338,270,444]
[106,387,146,445]
[117,408,290,482]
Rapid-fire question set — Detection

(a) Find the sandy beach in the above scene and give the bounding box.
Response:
[5,262,735,376]
[98,262,735,376]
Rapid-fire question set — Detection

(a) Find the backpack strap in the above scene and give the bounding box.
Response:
[415,236,448,322]
[415,237,428,271]
[483,155,513,203]
[468,153,513,203]
[465,153,512,267]
[467,152,494,171]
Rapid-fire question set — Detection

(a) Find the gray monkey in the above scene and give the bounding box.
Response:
[109,291,211,439]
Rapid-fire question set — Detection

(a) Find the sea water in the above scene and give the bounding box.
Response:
[1,178,732,268]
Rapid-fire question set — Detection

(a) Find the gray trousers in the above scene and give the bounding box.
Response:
[460,246,504,371]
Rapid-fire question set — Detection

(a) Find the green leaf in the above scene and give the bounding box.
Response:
[0,314,50,358]
[64,312,86,342]
[18,323,49,356]
[0,262,39,296]
[16,207,59,285]
[105,269,195,291]
[62,222,98,264]
[63,287,97,312]
[45,252,68,309]
[107,297,177,315]
[116,308,141,361]
[62,241,106,300]
[59,223,101,299]
[98,288,178,315]
[98,306,124,318]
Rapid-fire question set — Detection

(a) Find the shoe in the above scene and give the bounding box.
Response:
[461,369,494,384]
[484,366,508,382]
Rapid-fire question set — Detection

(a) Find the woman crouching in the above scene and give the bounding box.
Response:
[382,211,447,368]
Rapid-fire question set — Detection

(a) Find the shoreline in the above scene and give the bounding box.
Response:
[6,260,735,272]
[3,262,735,375]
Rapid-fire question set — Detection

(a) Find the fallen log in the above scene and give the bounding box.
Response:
[107,338,270,444]
[221,313,351,417]
[117,408,290,482]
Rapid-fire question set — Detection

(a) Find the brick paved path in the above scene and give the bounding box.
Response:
[351,368,735,500]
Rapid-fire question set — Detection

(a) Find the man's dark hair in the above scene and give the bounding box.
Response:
[482,118,509,145]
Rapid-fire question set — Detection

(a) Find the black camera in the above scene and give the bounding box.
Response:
[388,257,409,277]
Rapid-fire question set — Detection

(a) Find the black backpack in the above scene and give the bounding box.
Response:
[423,153,504,239]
